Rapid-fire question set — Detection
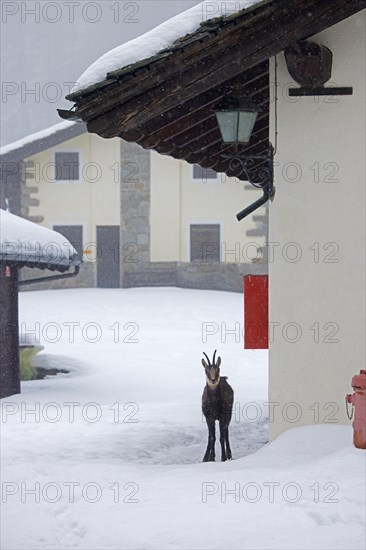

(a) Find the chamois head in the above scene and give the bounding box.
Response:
[202,350,221,388]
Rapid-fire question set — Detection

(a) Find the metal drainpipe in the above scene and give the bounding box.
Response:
[19,265,80,286]
[233,143,275,222]
[236,184,275,221]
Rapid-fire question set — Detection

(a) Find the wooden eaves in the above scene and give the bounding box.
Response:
[60,0,366,180]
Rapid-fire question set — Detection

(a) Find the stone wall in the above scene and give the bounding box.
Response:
[18,260,268,293]
[120,141,151,287]
[119,140,268,292]
[122,261,267,292]
[18,262,95,292]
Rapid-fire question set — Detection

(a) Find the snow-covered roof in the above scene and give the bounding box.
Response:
[64,0,365,181]
[0,120,85,158]
[73,0,262,93]
[0,210,79,270]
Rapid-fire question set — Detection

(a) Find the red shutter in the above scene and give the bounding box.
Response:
[244,275,268,349]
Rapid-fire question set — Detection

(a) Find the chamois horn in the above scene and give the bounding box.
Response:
[212,349,217,365]
[203,352,211,365]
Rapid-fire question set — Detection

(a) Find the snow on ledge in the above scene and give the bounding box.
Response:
[0,120,77,156]
[0,210,78,265]
[73,0,261,93]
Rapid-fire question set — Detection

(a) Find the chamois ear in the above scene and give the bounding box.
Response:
[216,356,221,368]
[202,358,208,369]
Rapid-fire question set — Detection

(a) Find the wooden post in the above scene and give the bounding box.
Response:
[0,262,20,398]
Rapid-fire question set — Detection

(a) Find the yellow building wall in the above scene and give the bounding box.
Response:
[26,132,121,250]
[26,131,267,266]
[150,152,180,262]
[151,151,267,263]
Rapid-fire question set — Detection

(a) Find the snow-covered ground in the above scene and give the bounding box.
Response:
[1,288,365,550]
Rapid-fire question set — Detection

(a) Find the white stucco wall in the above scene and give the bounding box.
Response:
[150,151,267,263]
[27,132,121,248]
[268,11,366,439]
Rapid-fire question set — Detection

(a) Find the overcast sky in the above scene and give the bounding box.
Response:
[1,0,201,146]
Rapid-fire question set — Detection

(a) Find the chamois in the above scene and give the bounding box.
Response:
[201,350,234,462]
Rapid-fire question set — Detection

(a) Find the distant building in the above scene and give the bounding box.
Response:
[0,121,267,291]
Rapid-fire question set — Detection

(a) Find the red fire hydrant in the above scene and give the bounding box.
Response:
[346,370,366,449]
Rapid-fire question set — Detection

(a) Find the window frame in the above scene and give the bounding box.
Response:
[51,223,85,260]
[188,222,222,263]
[53,150,81,183]
[191,164,219,182]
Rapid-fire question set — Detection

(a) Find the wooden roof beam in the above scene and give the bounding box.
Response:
[85,0,360,138]
[182,126,269,168]
[153,112,269,158]
[127,65,269,144]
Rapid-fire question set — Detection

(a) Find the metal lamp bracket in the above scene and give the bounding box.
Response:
[223,143,275,221]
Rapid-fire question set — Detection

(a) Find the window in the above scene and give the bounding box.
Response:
[190,224,220,262]
[53,225,83,259]
[54,152,79,181]
[192,164,218,181]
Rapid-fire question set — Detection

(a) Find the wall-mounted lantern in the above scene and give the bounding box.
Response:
[214,94,259,144]
[214,89,275,221]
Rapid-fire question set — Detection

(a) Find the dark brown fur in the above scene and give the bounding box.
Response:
[201,351,234,462]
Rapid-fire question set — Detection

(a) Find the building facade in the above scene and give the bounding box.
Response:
[0,122,267,291]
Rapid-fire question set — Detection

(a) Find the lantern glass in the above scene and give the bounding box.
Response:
[215,109,258,144]
[237,110,258,143]
[215,111,239,143]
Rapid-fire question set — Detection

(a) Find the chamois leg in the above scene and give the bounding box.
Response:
[225,425,232,460]
[219,419,228,462]
[203,417,216,462]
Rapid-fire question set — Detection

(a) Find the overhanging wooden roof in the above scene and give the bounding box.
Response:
[60,0,365,180]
